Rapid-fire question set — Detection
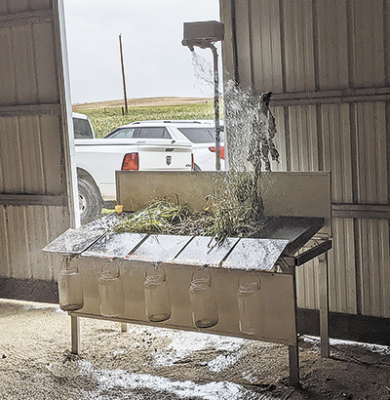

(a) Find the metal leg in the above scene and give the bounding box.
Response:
[289,266,300,386]
[319,253,330,357]
[121,322,128,333]
[288,344,299,386]
[71,315,80,355]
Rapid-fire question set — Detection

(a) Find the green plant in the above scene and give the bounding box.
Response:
[114,197,214,236]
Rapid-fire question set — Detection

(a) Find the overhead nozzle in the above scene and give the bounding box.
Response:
[181,39,195,52]
[182,20,224,52]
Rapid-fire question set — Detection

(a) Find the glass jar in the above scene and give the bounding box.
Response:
[144,263,171,322]
[237,273,261,335]
[58,256,84,311]
[98,261,125,317]
[189,268,218,329]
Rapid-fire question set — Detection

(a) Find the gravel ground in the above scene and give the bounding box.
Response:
[1,299,390,400]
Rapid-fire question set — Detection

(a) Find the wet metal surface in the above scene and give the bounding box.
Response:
[130,234,193,263]
[222,238,289,271]
[42,214,119,254]
[174,236,239,266]
[43,217,325,272]
[260,217,324,255]
[82,232,147,259]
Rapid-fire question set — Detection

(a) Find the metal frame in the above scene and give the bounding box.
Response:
[45,171,332,386]
[68,236,331,387]
[53,0,80,229]
[276,237,331,385]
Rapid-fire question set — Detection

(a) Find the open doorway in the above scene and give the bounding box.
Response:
[63,0,223,224]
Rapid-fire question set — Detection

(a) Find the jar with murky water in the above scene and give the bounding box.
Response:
[58,256,84,311]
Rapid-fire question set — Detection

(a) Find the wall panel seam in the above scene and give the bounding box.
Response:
[1,207,11,276]
[283,106,291,171]
[376,221,384,317]
[0,104,61,117]
[15,119,25,192]
[353,218,362,315]
[36,116,47,193]
[384,0,390,86]
[22,207,31,278]
[43,207,53,280]
[386,102,390,203]
[312,0,320,92]
[316,104,323,171]
[279,0,286,93]
[247,0,254,90]
[0,9,52,27]
[230,0,239,85]
[346,0,355,87]
[270,92,390,106]
[30,23,40,103]
[349,103,358,203]
[0,194,68,207]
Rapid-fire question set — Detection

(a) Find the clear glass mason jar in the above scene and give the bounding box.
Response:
[58,256,84,311]
[189,268,218,329]
[237,273,261,335]
[98,261,125,317]
[144,263,171,322]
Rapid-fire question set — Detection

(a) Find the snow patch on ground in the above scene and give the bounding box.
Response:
[207,351,243,373]
[242,369,261,384]
[154,330,244,367]
[303,335,390,355]
[75,360,272,400]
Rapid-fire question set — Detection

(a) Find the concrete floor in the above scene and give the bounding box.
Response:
[1,299,390,400]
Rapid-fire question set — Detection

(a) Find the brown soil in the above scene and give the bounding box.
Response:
[1,299,390,400]
[73,97,212,111]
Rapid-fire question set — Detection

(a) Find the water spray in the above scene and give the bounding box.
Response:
[182,20,224,171]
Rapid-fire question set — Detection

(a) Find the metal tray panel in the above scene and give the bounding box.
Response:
[222,238,289,271]
[82,232,147,259]
[174,236,239,266]
[129,235,193,263]
[260,216,324,255]
[42,214,119,254]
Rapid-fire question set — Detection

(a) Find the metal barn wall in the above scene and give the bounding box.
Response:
[220,0,390,325]
[0,0,76,301]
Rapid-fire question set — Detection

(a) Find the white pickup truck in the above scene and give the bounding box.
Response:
[72,113,193,224]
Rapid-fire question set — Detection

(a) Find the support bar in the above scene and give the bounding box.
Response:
[71,315,80,354]
[318,253,330,357]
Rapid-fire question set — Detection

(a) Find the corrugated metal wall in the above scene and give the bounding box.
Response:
[0,0,76,289]
[220,0,390,319]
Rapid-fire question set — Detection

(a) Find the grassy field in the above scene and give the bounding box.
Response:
[76,98,216,137]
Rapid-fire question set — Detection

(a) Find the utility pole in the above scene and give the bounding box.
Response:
[119,34,128,114]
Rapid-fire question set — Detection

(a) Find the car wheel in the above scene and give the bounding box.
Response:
[78,177,103,225]
[194,164,202,171]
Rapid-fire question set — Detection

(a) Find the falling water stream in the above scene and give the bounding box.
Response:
[189,54,282,241]
[191,51,216,94]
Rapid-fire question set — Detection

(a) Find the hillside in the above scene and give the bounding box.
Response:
[73,96,213,111]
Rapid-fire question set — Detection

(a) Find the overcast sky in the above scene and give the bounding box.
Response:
[64,0,220,104]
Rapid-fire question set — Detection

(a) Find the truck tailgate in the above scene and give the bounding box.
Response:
[137,145,192,170]
[75,138,192,200]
